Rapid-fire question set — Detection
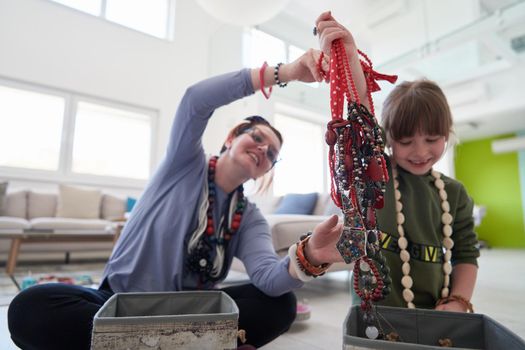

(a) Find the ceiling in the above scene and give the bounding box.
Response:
[273,0,525,141]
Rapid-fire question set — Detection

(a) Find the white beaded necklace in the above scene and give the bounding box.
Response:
[393,167,454,308]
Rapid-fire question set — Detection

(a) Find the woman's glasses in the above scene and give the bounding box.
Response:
[244,127,280,168]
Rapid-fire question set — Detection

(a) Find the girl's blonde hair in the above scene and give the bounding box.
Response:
[221,115,283,193]
[382,79,454,145]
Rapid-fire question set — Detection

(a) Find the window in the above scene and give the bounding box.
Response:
[0,79,155,185]
[273,113,326,196]
[243,29,319,87]
[105,0,169,39]
[50,0,173,39]
[0,86,65,171]
[243,28,305,67]
[72,102,151,179]
[52,0,100,15]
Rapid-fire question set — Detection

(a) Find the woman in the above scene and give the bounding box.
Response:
[8,48,345,350]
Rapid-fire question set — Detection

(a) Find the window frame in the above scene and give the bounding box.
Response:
[0,77,157,190]
[243,28,306,67]
[48,0,176,40]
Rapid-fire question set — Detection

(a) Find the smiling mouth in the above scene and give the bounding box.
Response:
[247,152,260,166]
[409,159,431,166]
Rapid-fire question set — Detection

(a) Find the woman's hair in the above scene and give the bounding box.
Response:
[381,79,454,144]
[221,115,283,193]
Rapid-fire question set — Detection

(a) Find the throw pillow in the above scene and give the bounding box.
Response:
[0,181,7,215]
[28,191,58,219]
[126,197,137,213]
[273,192,318,215]
[101,194,127,220]
[56,184,102,219]
[4,190,27,218]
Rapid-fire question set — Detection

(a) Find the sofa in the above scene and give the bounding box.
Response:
[0,184,127,275]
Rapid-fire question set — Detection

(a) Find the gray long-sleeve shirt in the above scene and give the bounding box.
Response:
[102,69,303,296]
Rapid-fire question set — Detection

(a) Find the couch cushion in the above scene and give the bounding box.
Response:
[29,217,113,233]
[273,193,318,215]
[28,191,57,219]
[101,194,126,220]
[4,190,27,218]
[0,217,30,232]
[56,185,102,219]
[0,181,7,215]
[265,214,329,252]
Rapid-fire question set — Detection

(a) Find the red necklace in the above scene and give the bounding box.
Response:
[186,156,246,284]
[205,156,244,241]
[322,39,396,338]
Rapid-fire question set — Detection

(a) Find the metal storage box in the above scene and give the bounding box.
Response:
[91,291,239,350]
[343,305,525,350]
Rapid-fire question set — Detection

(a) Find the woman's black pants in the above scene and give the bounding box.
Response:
[8,282,296,349]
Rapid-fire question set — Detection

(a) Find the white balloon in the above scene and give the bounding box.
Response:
[196,0,291,26]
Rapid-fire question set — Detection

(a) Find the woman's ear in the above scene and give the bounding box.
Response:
[224,136,233,149]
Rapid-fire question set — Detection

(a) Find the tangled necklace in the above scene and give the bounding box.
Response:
[393,167,454,308]
[186,156,246,284]
[322,39,397,339]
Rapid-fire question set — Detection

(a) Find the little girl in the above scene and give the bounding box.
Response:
[316,11,479,312]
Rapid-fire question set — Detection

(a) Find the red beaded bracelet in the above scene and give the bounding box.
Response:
[259,61,272,99]
[296,236,331,277]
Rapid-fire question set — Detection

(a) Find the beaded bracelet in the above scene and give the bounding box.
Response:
[259,61,272,99]
[274,63,287,88]
[288,244,314,282]
[436,294,474,313]
[296,234,331,277]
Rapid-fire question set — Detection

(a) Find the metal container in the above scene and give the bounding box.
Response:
[343,305,525,350]
[91,291,239,350]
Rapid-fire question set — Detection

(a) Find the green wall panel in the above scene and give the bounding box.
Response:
[455,134,525,247]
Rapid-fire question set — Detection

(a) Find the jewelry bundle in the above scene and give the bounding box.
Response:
[323,39,397,339]
[186,156,246,285]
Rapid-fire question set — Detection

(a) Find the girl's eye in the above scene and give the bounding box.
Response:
[398,140,411,146]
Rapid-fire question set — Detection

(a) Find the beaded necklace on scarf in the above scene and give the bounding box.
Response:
[392,167,453,308]
[321,39,397,338]
[185,156,246,284]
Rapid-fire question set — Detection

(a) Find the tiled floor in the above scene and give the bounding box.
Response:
[1,248,524,349]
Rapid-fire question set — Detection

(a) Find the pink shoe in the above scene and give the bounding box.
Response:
[295,299,311,321]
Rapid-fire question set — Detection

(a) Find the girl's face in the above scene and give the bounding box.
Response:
[390,132,447,175]
[227,125,281,179]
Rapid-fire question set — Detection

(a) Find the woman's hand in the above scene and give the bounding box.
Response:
[250,49,329,91]
[279,48,329,83]
[304,215,344,265]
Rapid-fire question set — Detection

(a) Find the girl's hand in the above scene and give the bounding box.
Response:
[304,215,344,265]
[315,11,358,58]
[314,10,370,110]
[279,48,329,83]
[435,301,468,313]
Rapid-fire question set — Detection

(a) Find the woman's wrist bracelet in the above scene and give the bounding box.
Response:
[288,244,314,282]
[259,61,272,99]
[274,62,288,88]
[295,233,331,277]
